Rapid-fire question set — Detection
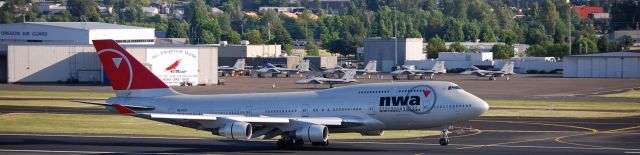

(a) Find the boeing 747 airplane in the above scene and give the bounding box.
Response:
[85,40,489,149]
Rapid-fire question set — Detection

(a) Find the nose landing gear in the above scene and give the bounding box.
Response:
[439,128,450,146]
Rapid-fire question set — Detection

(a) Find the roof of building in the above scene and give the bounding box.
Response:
[22,22,152,30]
[574,6,604,19]
[570,52,640,57]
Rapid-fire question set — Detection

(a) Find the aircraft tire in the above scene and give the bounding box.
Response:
[276,139,286,149]
[439,138,449,146]
[506,76,510,81]
[489,76,496,80]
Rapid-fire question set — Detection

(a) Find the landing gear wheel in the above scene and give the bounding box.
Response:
[276,139,286,149]
[392,75,398,80]
[489,76,496,80]
[322,139,329,146]
[506,76,510,81]
[430,75,434,80]
[439,138,449,146]
[439,128,449,146]
[294,139,304,148]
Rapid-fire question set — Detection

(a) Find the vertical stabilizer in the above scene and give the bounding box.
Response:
[364,60,377,72]
[431,61,447,73]
[93,40,179,97]
[233,59,246,70]
[500,61,515,74]
[296,60,310,72]
[341,69,357,81]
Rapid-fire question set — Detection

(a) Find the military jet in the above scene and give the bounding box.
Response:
[459,61,515,80]
[256,60,310,78]
[391,61,446,80]
[296,69,357,88]
[323,60,378,79]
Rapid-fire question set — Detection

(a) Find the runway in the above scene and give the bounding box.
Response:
[1,116,638,155]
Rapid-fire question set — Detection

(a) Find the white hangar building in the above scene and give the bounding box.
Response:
[564,52,640,78]
[0,22,155,44]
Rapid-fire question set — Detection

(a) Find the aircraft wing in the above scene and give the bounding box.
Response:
[140,112,343,125]
[111,104,343,126]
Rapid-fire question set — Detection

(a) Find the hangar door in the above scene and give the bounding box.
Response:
[623,57,640,78]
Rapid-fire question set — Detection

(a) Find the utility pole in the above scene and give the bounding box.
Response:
[568,5,572,55]
[268,23,271,41]
[394,5,398,68]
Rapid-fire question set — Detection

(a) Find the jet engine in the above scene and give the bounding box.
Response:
[360,130,384,136]
[217,122,252,140]
[295,125,329,143]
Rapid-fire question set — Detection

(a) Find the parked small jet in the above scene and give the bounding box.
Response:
[323,60,378,79]
[391,61,446,80]
[256,60,310,77]
[83,39,489,149]
[459,61,515,80]
[218,59,246,76]
[296,69,357,88]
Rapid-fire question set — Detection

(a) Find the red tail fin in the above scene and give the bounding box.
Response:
[93,40,169,91]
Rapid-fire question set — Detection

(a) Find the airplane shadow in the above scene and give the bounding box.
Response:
[9,138,385,154]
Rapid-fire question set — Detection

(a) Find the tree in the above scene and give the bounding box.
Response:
[596,36,610,53]
[66,0,101,21]
[526,44,547,57]
[449,42,468,52]
[166,20,189,38]
[621,35,634,51]
[464,20,481,41]
[243,29,264,44]
[305,39,320,56]
[325,39,353,56]
[426,35,447,58]
[490,44,514,59]
[443,17,464,42]
[223,30,242,44]
[480,24,496,42]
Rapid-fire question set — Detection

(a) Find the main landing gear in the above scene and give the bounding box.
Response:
[439,128,450,146]
[276,135,329,150]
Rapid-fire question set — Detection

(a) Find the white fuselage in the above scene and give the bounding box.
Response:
[106,81,489,133]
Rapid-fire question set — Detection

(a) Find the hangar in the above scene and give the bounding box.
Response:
[364,38,425,72]
[564,52,640,78]
[1,44,218,85]
[0,22,155,44]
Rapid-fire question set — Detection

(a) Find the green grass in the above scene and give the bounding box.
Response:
[0,100,101,108]
[487,100,640,110]
[0,113,436,139]
[597,91,640,98]
[484,109,639,118]
[0,90,112,99]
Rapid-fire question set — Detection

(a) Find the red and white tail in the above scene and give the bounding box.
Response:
[93,40,179,97]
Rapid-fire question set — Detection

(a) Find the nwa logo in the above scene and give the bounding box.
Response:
[379,96,421,106]
[379,90,432,107]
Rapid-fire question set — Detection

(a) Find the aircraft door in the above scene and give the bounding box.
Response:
[301,104,309,117]
[245,106,252,116]
[368,101,376,115]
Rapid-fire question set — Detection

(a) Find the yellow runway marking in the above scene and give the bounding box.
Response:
[555,125,640,151]
[458,120,598,150]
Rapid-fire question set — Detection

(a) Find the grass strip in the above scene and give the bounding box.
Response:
[0,90,112,99]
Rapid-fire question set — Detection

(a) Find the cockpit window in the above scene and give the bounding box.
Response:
[448,86,463,90]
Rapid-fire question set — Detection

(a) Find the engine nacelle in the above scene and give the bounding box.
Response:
[360,130,384,136]
[217,122,252,140]
[295,125,329,143]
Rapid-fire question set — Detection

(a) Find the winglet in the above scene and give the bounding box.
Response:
[112,104,136,115]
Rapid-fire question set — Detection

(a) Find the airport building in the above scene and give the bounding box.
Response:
[217,43,336,70]
[564,52,640,78]
[1,44,218,85]
[0,22,155,45]
[363,38,425,72]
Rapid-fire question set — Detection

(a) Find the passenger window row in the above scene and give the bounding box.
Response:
[436,104,471,108]
[265,109,297,113]
[358,90,390,94]
[399,89,426,93]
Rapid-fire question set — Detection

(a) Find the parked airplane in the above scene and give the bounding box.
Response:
[218,59,246,76]
[256,60,310,78]
[323,60,378,79]
[391,61,446,80]
[85,39,489,149]
[459,61,515,80]
[296,69,357,88]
